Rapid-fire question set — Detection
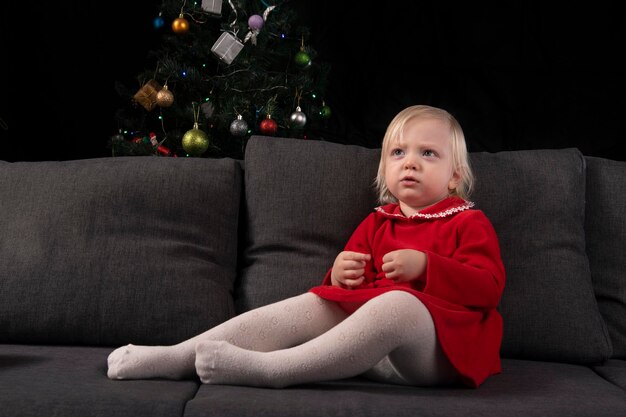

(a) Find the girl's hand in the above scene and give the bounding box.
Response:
[331,251,371,289]
[381,249,426,283]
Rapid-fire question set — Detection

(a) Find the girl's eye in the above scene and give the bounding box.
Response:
[423,149,436,157]
[391,148,404,156]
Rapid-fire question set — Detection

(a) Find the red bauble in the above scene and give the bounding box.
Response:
[259,115,278,136]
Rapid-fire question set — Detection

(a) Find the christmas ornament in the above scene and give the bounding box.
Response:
[294,37,311,69]
[133,79,162,111]
[172,14,189,34]
[289,106,307,129]
[153,13,165,29]
[182,126,209,156]
[210,0,243,60]
[294,50,311,68]
[229,114,248,136]
[211,32,244,64]
[243,6,275,45]
[259,114,278,136]
[319,104,332,119]
[156,84,174,107]
[201,0,222,16]
[248,14,264,30]
[149,132,158,147]
[182,103,210,156]
[133,136,150,145]
[156,144,173,156]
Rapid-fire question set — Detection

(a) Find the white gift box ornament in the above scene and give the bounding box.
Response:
[211,32,244,64]
[201,0,222,16]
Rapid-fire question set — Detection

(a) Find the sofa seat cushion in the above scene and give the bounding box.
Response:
[0,156,242,345]
[592,359,626,391]
[185,359,626,417]
[0,344,199,417]
[585,156,626,358]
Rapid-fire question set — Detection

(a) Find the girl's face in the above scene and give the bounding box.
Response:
[384,117,460,216]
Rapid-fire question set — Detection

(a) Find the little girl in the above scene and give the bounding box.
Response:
[107,104,505,388]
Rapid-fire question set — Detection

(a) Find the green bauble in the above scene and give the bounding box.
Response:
[294,50,311,68]
[182,126,210,156]
[319,105,332,119]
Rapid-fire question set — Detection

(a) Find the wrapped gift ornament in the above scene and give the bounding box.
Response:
[201,0,222,16]
[133,79,162,111]
[211,32,244,64]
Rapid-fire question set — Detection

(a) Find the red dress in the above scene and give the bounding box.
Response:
[309,196,506,388]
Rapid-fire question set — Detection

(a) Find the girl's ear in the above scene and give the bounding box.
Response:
[448,170,461,192]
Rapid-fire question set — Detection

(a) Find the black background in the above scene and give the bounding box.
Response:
[3,1,625,162]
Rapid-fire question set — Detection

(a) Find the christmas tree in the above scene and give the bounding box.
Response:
[111,0,331,159]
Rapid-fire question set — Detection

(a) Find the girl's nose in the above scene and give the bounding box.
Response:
[404,155,418,169]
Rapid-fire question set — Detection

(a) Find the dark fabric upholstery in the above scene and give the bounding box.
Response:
[236,136,380,312]
[0,157,241,345]
[2,145,624,417]
[592,359,626,391]
[0,344,199,417]
[585,156,626,359]
[469,149,611,363]
[185,359,626,417]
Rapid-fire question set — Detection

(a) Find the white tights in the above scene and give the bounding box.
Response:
[107,291,458,387]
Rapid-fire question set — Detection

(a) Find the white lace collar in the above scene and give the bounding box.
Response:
[375,198,475,220]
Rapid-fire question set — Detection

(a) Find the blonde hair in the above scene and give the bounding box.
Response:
[375,105,474,204]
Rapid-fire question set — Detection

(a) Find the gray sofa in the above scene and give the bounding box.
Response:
[1,136,625,417]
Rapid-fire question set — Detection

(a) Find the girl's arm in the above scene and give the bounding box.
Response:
[420,211,506,310]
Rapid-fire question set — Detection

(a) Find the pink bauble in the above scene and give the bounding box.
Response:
[248,14,264,30]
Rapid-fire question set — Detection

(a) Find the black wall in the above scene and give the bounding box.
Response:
[3,1,624,162]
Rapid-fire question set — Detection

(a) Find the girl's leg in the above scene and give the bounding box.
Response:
[107,293,347,380]
[195,291,459,388]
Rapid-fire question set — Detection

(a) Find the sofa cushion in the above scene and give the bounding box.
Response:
[470,148,611,363]
[236,136,380,311]
[185,360,626,417]
[592,359,626,391]
[585,156,626,359]
[240,138,611,365]
[0,156,241,345]
[0,344,198,417]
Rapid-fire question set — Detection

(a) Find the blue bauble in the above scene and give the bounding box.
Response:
[153,16,165,30]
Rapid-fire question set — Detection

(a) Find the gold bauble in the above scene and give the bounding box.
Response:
[172,14,189,34]
[156,85,174,107]
[182,125,210,156]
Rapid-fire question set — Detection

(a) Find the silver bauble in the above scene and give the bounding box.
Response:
[229,114,248,137]
[289,106,307,129]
